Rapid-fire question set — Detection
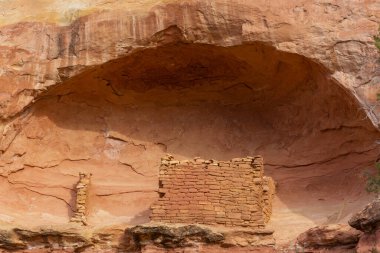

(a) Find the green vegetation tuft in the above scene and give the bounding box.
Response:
[375,35,380,51]
[365,163,380,198]
[375,25,380,51]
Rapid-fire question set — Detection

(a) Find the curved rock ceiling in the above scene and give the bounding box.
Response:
[0,42,378,242]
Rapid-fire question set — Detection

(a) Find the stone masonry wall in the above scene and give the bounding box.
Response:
[151,155,275,228]
[262,176,276,223]
[70,173,91,226]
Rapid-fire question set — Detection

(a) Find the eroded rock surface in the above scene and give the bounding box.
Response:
[0,0,379,123]
[297,224,361,251]
[129,223,275,253]
[0,226,95,252]
[0,0,379,247]
[0,224,275,253]
[356,230,380,253]
[129,224,225,249]
[0,40,377,244]
[349,199,380,252]
[349,198,380,233]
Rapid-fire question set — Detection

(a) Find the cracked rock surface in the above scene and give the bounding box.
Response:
[0,0,379,246]
[0,41,378,245]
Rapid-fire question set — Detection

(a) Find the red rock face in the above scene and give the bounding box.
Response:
[349,199,380,252]
[297,224,362,251]
[1,41,378,244]
[356,229,380,253]
[0,0,379,248]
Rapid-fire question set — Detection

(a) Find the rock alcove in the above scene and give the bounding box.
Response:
[0,42,379,243]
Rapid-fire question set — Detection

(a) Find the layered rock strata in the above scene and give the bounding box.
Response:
[151,155,275,228]
[0,224,275,253]
[129,223,275,253]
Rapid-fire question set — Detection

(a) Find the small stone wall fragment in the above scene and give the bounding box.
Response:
[262,176,276,223]
[70,173,91,226]
[151,155,275,228]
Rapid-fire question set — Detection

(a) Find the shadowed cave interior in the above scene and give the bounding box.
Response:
[1,42,379,243]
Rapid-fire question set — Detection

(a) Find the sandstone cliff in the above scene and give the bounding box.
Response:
[0,0,379,249]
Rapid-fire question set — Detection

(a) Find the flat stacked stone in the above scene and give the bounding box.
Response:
[70,173,91,226]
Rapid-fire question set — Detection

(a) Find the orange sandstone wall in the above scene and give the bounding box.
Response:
[151,155,275,228]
